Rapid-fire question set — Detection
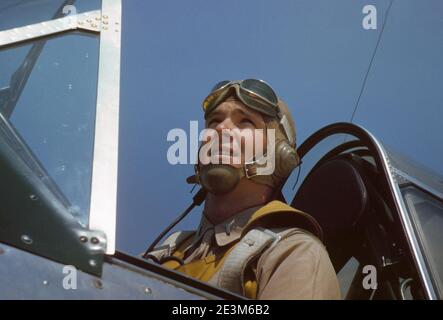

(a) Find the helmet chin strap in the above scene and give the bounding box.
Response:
[188,119,284,191]
[189,154,270,185]
[188,114,293,192]
[198,148,275,194]
[186,150,275,194]
[241,152,273,179]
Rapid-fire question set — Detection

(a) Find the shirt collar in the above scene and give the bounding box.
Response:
[196,204,264,247]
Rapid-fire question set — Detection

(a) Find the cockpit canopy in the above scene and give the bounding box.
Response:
[0,0,121,265]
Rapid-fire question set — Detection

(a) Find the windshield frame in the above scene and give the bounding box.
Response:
[0,0,121,255]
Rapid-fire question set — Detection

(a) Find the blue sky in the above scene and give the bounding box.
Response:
[116,0,443,255]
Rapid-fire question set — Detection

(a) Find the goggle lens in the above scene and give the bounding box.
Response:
[241,79,278,106]
[210,80,231,92]
[203,79,279,117]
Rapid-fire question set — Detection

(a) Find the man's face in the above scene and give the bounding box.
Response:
[202,96,268,167]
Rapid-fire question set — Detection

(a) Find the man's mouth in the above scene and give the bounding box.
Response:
[213,150,233,157]
[211,147,241,158]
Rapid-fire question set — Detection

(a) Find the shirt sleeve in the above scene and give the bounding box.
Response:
[256,228,341,300]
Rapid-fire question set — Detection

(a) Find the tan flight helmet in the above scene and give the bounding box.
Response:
[248,97,301,189]
[190,91,301,195]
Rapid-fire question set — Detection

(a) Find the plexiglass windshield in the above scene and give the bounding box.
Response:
[0,31,99,226]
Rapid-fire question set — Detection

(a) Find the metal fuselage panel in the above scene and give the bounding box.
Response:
[0,242,214,300]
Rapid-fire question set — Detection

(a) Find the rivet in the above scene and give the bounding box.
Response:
[91,24,97,28]
[95,17,100,21]
[43,280,49,286]
[115,22,119,25]
[90,237,99,244]
[115,29,119,32]
[144,287,152,295]
[78,21,83,25]
[29,194,38,201]
[79,236,88,243]
[87,19,92,23]
[103,15,108,19]
[103,26,108,30]
[103,21,108,25]
[92,279,103,289]
[21,235,33,245]
[89,259,97,267]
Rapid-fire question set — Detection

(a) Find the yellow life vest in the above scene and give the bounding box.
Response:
[153,200,322,299]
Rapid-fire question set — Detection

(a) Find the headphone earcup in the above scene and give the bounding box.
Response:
[275,140,300,179]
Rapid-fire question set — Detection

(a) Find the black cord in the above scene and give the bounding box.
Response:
[142,188,206,258]
[159,255,185,266]
[350,0,394,123]
[292,160,303,190]
[144,253,160,264]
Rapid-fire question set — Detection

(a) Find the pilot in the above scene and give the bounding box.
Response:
[145,79,341,299]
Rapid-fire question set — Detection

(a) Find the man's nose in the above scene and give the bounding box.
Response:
[215,117,236,132]
[214,118,237,146]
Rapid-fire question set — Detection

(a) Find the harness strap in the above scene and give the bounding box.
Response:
[144,230,195,260]
[209,228,282,295]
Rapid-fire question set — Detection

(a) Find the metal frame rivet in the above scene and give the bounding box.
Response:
[21,235,33,245]
[90,237,99,244]
[92,279,103,289]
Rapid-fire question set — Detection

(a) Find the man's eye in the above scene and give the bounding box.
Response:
[241,119,255,126]
[207,119,219,127]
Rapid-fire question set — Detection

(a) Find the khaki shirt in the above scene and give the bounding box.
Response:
[179,204,341,300]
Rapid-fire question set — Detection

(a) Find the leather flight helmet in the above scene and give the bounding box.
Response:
[188,82,300,195]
